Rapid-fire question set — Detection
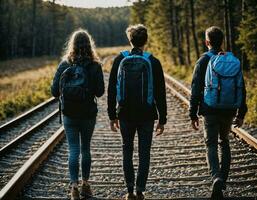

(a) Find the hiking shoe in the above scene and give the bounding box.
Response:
[136,192,145,200]
[70,186,80,200]
[80,182,92,198]
[125,193,136,200]
[211,177,224,200]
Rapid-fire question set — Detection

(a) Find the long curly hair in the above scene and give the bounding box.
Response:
[62,29,99,64]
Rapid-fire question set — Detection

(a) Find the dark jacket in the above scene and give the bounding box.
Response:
[189,49,248,120]
[51,59,105,119]
[107,48,167,124]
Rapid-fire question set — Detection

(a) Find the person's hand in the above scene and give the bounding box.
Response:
[191,118,199,130]
[155,123,164,136]
[110,119,119,132]
[233,117,244,128]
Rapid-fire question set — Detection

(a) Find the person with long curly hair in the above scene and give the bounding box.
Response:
[51,29,104,200]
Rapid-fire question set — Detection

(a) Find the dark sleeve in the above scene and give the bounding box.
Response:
[107,55,122,120]
[189,55,209,120]
[51,61,68,97]
[94,63,105,97]
[236,76,248,119]
[152,58,167,125]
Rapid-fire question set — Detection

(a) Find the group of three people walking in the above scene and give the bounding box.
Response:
[51,24,247,200]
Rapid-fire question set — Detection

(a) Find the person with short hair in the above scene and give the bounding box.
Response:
[107,24,167,200]
[190,26,247,199]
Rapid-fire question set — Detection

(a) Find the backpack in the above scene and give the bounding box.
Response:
[59,63,91,119]
[204,51,243,109]
[116,50,154,110]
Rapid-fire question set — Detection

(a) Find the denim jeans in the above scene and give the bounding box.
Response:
[119,120,154,192]
[63,116,96,183]
[203,115,233,183]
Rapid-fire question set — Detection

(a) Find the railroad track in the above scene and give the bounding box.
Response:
[0,67,256,199]
[0,97,57,149]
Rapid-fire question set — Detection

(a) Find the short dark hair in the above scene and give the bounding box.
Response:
[205,26,224,49]
[126,24,148,47]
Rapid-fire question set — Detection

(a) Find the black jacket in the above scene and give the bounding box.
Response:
[107,48,167,124]
[189,49,248,120]
[51,60,105,119]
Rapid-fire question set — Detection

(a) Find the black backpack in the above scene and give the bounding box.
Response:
[59,63,92,120]
[116,51,154,111]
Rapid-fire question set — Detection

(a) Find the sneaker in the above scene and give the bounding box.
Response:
[136,192,145,200]
[211,177,224,200]
[125,193,136,200]
[70,186,80,200]
[80,182,93,198]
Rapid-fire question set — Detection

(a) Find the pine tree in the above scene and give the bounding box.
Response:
[237,0,257,69]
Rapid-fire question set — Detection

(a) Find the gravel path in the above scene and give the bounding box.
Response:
[19,75,257,199]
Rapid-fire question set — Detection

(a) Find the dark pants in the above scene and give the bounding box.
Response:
[63,116,96,183]
[120,120,154,192]
[203,115,233,183]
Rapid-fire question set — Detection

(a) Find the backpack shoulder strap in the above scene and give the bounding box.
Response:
[121,50,130,57]
[143,51,151,59]
[205,51,214,58]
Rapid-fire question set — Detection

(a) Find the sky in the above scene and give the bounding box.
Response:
[49,0,135,8]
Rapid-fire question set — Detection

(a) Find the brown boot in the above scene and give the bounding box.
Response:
[70,186,80,200]
[125,193,136,200]
[80,182,92,198]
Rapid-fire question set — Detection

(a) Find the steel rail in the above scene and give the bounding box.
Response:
[0,97,56,131]
[0,127,64,200]
[0,109,59,157]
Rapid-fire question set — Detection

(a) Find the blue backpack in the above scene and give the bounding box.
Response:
[116,50,154,109]
[204,52,243,109]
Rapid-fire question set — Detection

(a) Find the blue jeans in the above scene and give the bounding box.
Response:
[120,120,154,192]
[203,115,233,183]
[63,116,96,183]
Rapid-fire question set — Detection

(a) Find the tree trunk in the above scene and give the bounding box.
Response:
[50,0,56,55]
[240,0,249,70]
[175,5,185,65]
[169,0,178,65]
[190,0,200,59]
[228,0,235,53]
[185,3,191,66]
[31,0,36,56]
[177,21,185,65]
[224,0,231,51]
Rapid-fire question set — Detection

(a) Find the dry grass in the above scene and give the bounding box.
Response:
[0,46,126,120]
[0,62,56,119]
[0,56,57,78]
[97,46,130,58]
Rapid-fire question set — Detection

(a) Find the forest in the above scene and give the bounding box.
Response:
[130,0,257,71]
[0,0,129,60]
[130,0,257,124]
[0,0,256,125]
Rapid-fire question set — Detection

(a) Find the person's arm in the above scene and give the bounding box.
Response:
[107,55,122,121]
[189,56,208,120]
[94,63,105,97]
[234,76,248,127]
[51,61,68,97]
[189,55,209,130]
[153,58,167,125]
